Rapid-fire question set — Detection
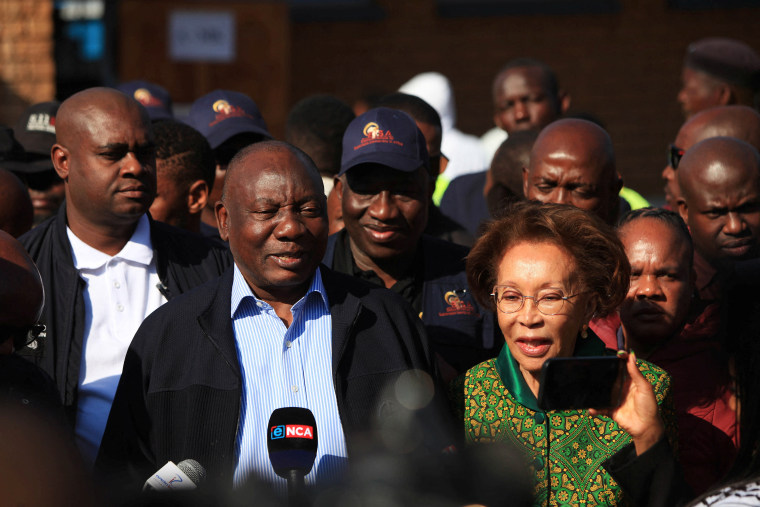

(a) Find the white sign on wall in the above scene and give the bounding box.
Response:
[169,10,236,62]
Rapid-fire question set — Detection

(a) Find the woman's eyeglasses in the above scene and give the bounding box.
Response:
[490,287,583,316]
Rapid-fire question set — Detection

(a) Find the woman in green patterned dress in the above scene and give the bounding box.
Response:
[460,201,679,506]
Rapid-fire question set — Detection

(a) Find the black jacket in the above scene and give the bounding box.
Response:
[18,205,232,418]
[95,267,451,490]
[324,231,501,375]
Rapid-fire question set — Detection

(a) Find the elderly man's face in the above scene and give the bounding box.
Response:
[58,100,156,225]
[337,164,428,262]
[679,164,760,267]
[216,148,327,298]
[493,67,559,134]
[620,218,694,346]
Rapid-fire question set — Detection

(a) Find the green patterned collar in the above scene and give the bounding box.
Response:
[494,331,608,412]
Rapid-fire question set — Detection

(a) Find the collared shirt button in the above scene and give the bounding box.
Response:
[291,385,299,393]
[256,301,264,308]
[534,412,545,424]
[532,457,544,470]
[285,340,292,348]
[113,281,121,289]
[117,304,124,312]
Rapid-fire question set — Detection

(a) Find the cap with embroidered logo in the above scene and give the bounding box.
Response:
[188,90,272,150]
[7,102,58,173]
[117,80,174,121]
[339,107,429,176]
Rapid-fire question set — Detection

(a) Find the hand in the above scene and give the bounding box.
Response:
[589,351,664,455]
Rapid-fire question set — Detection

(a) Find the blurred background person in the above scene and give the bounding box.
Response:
[3,101,64,226]
[678,37,760,119]
[441,129,537,237]
[116,80,174,122]
[461,200,683,506]
[399,72,488,201]
[285,93,355,196]
[149,119,216,236]
[481,58,569,161]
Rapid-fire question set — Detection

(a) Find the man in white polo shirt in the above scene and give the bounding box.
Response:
[19,87,231,464]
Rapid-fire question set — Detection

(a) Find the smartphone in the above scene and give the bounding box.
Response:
[537,356,625,411]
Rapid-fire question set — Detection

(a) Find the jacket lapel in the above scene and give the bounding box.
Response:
[197,268,240,378]
[321,266,361,376]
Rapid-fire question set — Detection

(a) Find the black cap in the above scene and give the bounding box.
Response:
[0,126,26,165]
[8,102,58,174]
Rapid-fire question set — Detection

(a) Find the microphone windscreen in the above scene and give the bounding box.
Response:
[177,459,206,485]
[267,407,318,478]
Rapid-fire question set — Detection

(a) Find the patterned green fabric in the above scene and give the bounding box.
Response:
[462,347,676,506]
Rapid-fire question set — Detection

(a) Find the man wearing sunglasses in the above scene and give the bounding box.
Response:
[662,105,760,211]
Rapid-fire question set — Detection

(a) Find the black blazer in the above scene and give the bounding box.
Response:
[18,204,232,417]
[96,266,451,491]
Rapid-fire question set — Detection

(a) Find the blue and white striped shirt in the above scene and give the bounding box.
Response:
[230,264,348,489]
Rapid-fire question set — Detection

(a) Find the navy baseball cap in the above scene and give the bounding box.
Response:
[188,90,272,149]
[339,107,429,176]
[117,80,174,121]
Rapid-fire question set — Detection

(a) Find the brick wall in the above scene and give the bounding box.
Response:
[289,0,760,201]
[0,0,55,125]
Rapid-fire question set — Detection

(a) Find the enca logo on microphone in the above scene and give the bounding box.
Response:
[270,424,314,440]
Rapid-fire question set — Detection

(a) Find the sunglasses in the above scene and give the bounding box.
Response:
[0,323,46,351]
[668,144,685,169]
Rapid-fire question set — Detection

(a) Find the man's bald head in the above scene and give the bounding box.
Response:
[56,87,150,148]
[523,118,621,224]
[221,140,324,204]
[679,106,760,151]
[663,106,760,209]
[678,137,760,268]
[0,231,44,349]
[0,169,33,238]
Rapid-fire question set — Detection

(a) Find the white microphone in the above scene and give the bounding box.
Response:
[143,459,206,491]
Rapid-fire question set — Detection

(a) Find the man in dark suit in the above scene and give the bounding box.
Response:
[96,141,448,493]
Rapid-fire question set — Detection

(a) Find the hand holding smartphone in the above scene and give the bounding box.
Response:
[537,356,625,411]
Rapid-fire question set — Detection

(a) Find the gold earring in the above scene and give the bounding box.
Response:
[581,326,588,339]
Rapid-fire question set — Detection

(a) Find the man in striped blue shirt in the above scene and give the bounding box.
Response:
[97,140,448,495]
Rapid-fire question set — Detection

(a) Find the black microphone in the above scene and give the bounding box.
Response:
[267,407,318,503]
[143,459,206,491]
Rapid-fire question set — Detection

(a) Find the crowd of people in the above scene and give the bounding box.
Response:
[1,35,760,506]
